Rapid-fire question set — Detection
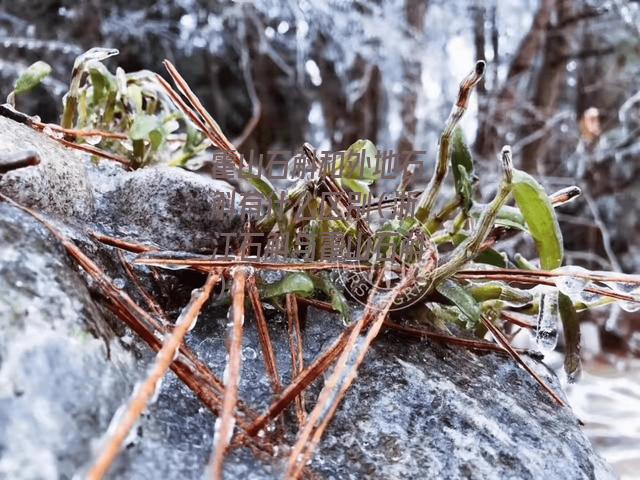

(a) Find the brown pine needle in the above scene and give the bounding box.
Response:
[161,60,246,169]
[134,255,370,272]
[117,250,167,324]
[501,311,536,329]
[286,292,394,478]
[155,74,212,141]
[87,271,220,480]
[92,232,158,253]
[458,267,640,285]
[209,267,248,480]
[286,251,437,478]
[481,315,565,406]
[286,293,307,425]
[246,324,355,437]
[0,194,265,440]
[31,120,128,140]
[383,320,530,353]
[246,276,282,395]
[57,138,131,166]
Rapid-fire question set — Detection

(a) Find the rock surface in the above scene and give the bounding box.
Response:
[0,117,616,479]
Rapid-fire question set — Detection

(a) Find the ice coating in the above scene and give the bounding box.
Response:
[553,265,590,300]
[536,290,559,352]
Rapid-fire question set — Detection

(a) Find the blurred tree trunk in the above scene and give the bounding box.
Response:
[317,50,381,149]
[519,0,579,173]
[474,0,555,159]
[397,0,428,154]
[472,2,488,155]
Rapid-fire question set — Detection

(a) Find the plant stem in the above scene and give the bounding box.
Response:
[415,61,485,224]
[429,146,513,287]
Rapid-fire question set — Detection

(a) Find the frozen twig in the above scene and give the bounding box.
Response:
[481,315,565,406]
[246,276,282,395]
[286,293,307,425]
[208,267,248,480]
[87,271,220,479]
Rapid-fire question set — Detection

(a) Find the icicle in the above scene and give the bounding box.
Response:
[536,290,559,352]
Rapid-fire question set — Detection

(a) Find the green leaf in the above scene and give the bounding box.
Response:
[469,204,527,232]
[559,292,581,382]
[449,232,506,268]
[260,273,315,299]
[340,177,370,195]
[73,47,119,71]
[88,65,116,105]
[311,273,350,323]
[451,127,474,213]
[13,61,51,94]
[242,171,278,205]
[342,139,379,182]
[436,279,481,327]
[129,114,162,140]
[512,170,564,269]
[475,248,507,268]
[127,84,144,112]
[148,129,165,151]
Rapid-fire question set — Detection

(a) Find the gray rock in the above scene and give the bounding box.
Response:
[0,117,616,479]
[0,116,242,251]
[0,116,95,221]
[0,204,135,480]
[96,166,242,252]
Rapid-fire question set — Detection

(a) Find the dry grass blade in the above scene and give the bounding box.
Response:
[481,315,565,406]
[209,267,248,479]
[246,276,282,395]
[286,293,307,425]
[87,271,220,480]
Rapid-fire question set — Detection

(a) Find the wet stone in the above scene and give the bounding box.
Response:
[0,116,616,479]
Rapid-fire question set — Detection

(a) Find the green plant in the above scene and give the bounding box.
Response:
[55,48,209,168]
[5,53,639,479]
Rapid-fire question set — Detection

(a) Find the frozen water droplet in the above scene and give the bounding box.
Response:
[84,134,102,145]
[602,277,640,312]
[536,290,559,352]
[620,298,640,313]
[243,347,257,360]
[113,278,126,289]
[43,125,63,139]
[553,266,589,298]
